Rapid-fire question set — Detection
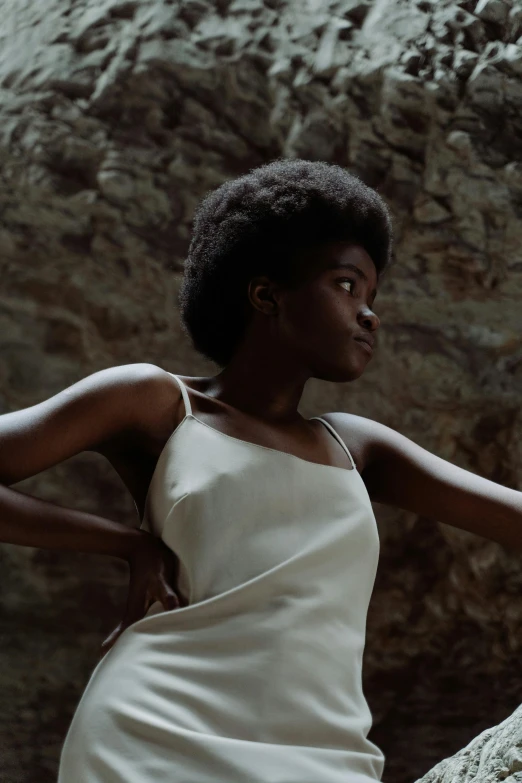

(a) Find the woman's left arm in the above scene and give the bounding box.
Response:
[342,413,522,550]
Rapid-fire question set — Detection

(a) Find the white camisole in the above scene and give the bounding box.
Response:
[57,372,385,783]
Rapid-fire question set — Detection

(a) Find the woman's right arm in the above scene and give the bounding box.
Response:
[0,363,165,562]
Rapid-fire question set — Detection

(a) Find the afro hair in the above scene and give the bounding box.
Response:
[178,158,394,368]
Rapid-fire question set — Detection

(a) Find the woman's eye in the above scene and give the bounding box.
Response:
[339,278,356,293]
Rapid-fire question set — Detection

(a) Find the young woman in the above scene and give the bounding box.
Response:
[1,159,520,783]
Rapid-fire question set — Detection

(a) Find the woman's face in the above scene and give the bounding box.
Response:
[274,241,380,383]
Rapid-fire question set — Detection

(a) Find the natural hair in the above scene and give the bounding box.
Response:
[178,157,394,368]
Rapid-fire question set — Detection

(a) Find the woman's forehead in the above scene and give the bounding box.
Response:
[308,242,377,279]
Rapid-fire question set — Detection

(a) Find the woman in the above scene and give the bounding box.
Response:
[2,159,518,782]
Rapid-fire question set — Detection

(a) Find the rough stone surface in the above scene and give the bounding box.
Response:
[1,1,522,782]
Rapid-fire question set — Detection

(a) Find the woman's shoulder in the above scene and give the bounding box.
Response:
[315,411,378,475]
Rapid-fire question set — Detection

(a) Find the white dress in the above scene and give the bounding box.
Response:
[57,373,385,783]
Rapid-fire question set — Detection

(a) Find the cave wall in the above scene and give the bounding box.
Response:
[1,1,522,781]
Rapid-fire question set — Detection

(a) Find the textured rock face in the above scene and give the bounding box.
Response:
[1,1,522,781]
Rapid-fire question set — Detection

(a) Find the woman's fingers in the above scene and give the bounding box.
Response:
[99,580,148,657]
[98,537,187,661]
[99,623,122,659]
[163,588,180,610]
[99,588,181,661]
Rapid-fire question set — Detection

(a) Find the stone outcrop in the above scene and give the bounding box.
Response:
[1,1,522,781]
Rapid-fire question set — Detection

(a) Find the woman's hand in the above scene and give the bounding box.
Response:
[98,530,188,661]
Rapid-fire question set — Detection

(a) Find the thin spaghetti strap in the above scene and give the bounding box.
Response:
[169,373,193,417]
[310,416,356,470]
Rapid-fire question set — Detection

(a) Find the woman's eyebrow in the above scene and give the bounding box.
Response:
[328,261,377,298]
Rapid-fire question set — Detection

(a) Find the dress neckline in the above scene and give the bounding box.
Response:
[170,373,356,469]
[187,414,356,474]
[140,413,357,527]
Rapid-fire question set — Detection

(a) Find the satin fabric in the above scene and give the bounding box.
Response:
[58,373,385,783]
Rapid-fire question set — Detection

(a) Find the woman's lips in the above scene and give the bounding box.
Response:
[354,338,373,355]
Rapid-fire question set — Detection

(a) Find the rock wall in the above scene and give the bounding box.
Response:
[1,1,522,781]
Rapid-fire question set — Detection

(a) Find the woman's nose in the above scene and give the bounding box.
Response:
[358,308,380,332]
